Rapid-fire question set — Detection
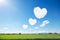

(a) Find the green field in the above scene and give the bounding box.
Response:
[0,34,60,39]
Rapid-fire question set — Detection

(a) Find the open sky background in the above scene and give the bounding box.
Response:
[0,0,60,34]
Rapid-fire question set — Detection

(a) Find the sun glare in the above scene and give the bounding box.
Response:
[0,0,7,6]
[0,0,5,3]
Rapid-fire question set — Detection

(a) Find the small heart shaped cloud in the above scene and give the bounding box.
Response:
[22,24,28,30]
[34,7,47,19]
[28,18,37,25]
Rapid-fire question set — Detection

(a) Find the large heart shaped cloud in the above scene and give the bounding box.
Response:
[28,18,37,25]
[34,7,47,19]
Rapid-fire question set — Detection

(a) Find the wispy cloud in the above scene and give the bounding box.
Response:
[21,30,46,34]
[3,27,8,30]
[40,20,50,27]
[34,27,39,30]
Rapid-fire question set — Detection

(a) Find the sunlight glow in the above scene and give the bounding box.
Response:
[0,0,6,3]
[0,0,7,6]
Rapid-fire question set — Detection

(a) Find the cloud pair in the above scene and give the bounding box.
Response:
[22,18,37,30]
[28,19,50,27]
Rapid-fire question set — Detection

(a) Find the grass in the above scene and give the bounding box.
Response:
[0,34,60,39]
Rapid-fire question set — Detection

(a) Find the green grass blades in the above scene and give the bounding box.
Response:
[0,34,60,39]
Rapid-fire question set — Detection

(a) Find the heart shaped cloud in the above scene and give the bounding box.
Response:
[22,24,28,30]
[28,18,37,25]
[34,7,47,19]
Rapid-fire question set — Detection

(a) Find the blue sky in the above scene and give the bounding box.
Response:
[0,0,60,33]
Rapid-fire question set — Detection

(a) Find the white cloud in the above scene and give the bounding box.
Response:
[0,22,21,33]
[38,30,46,33]
[34,7,47,19]
[34,27,39,30]
[21,30,46,34]
[40,20,50,27]
[22,24,28,30]
[0,30,21,34]
[3,27,8,30]
[28,18,37,25]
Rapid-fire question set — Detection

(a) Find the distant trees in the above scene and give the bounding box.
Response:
[48,33,52,34]
[54,33,57,34]
[19,33,21,34]
[0,32,59,35]
[38,32,58,34]
[48,32,58,34]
